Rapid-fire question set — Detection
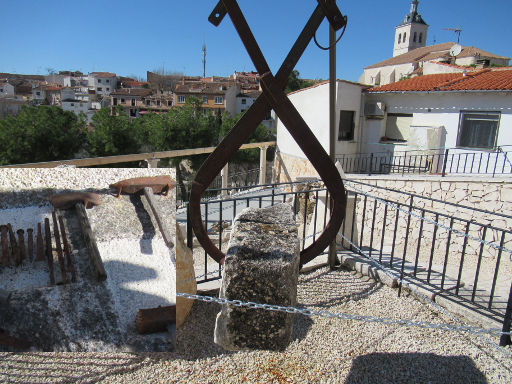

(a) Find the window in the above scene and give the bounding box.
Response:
[385,113,412,142]
[113,98,118,106]
[157,100,161,106]
[178,95,186,103]
[338,110,355,141]
[106,87,110,91]
[121,98,125,103]
[398,33,401,44]
[403,32,407,42]
[98,79,102,83]
[131,99,135,106]
[146,99,151,106]
[214,96,223,104]
[202,96,208,104]
[71,103,74,107]
[168,100,172,106]
[457,111,500,149]
[36,92,41,96]
[0,89,3,93]
[97,87,103,91]
[419,33,423,43]
[106,79,110,83]
[241,98,246,104]
[413,32,417,42]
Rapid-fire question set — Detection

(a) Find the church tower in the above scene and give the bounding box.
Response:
[393,0,428,57]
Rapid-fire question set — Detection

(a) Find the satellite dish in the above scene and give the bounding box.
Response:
[450,44,462,57]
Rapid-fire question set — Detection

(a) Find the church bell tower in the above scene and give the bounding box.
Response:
[393,0,428,57]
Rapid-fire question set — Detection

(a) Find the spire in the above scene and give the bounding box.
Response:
[400,0,426,25]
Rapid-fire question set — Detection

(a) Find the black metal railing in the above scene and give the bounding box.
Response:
[180,179,512,345]
[336,147,512,177]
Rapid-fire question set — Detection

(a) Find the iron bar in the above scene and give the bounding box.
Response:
[16,229,25,265]
[27,228,33,262]
[398,197,414,297]
[302,191,309,250]
[359,195,367,252]
[427,213,439,283]
[36,222,44,261]
[45,218,55,286]
[500,282,512,346]
[488,231,506,309]
[456,221,471,295]
[390,203,400,268]
[368,199,377,259]
[441,217,454,290]
[0,225,9,267]
[379,203,388,263]
[52,211,68,284]
[413,210,425,276]
[58,215,77,283]
[472,226,487,302]
[7,224,19,266]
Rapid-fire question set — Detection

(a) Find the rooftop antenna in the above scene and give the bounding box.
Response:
[444,28,462,44]
[202,43,207,78]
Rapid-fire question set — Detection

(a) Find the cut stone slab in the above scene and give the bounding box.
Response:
[214,203,300,351]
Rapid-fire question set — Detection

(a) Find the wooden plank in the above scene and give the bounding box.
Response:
[75,203,107,281]
[1,141,276,168]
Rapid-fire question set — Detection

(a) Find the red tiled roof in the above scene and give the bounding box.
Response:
[367,69,512,92]
[90,72,116,78]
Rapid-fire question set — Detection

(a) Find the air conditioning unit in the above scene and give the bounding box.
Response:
[364,102,386,119]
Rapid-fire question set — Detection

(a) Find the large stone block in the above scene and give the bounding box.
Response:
[214,204,300,351]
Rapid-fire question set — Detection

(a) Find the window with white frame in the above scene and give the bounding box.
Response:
[457,111,500,149]
[241,98,246,104]
[202,96,208,104]
[178,95,186,103]
[131,99,135,106]
[385,113,412,142]
[214,96,223,104]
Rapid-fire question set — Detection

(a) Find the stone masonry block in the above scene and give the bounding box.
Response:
[214,204,300,351]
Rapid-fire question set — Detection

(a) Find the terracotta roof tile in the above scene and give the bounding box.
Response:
[90,72,116,78]
[367,69,512,92]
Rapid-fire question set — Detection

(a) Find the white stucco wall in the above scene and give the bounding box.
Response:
[0,83,15,98]
[276,81,364,160]
[361,63,415,86]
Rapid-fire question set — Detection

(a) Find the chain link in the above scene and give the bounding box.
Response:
[176,292,511,338]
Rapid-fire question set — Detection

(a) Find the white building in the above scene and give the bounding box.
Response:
[276,80,367,160]
[88,72,117,97]
[235,91,274,130]
[0,82,15,98]
[360,1,510,86]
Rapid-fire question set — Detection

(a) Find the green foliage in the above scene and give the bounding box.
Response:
[0,106,86,165]
[219,111,275,163]
[284,70,316,94]
[87,106,139,157]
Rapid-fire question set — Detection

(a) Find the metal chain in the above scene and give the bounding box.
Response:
[175,291,510,338]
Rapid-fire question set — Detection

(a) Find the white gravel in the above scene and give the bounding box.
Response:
[1,266,510,383]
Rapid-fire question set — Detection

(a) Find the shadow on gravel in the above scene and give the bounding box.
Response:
[345,352,487,384]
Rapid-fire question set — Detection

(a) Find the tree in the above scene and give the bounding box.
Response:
[0,106,86,165]
[87,106,139,157]
[284,69,316,94]
[219,111,275,163]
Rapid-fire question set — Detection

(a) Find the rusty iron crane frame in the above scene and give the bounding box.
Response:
[189,0,348,266]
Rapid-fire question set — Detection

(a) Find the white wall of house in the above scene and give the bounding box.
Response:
[88,75,117,96]
[224,85,239,116]
[0,83,15,98]
[235,95,255,115]
[360,62,415,86]
[422,61,465,75]
[277,81,365,160]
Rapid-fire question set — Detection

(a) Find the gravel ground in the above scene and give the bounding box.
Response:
[1,266,510,383]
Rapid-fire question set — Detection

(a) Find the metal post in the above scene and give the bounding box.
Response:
[368,153,374,176]
[500,281,512,346]
[328,23,337,269]
[441,148,449,177]
[221,163,229,195]
[259,145,268,185]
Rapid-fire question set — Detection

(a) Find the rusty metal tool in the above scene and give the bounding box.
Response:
[44,218,55,285]
[0,330,32,351]
[136,305,176,334]
[27,228,34,262]
[190,0,347,266]
[36,223,44,261]
[52,212,68,284]
[0,225,9,267]
[7,224,19,266]
[143,187,175,249]
[58,215,76,283]
[16,229,25,265]
[109,176,175,198]
[51,191,101,210]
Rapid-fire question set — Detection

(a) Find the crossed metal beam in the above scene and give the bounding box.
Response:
[189,0,347,266]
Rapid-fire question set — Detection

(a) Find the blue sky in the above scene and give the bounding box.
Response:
[1,1,511,82]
